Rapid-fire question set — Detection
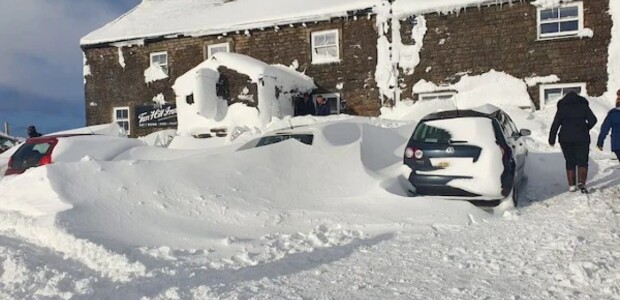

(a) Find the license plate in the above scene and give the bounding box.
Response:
[437,162,450,168]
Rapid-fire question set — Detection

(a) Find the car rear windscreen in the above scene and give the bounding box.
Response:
[10,142,52,170]
[412,117,495,144]
[256,134,314,147]
[411,123,453,144]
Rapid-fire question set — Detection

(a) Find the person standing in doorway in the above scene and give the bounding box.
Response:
[596,89,620,162]
[549,91,598,193]
[295,93,316,116]
[315,95,330,116]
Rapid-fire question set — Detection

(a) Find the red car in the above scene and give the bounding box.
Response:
[5,134,143,176]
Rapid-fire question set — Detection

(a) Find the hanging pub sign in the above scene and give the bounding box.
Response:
[135,104,178,128]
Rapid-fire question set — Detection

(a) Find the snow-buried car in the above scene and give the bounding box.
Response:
[402,105,530,207]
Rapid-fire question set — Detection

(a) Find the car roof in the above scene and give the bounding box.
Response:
[421,106,502,122]
[25,133,95,142]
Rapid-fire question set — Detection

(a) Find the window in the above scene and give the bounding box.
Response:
[150,52,168,74]
[206,43,230,59]
[315,93,343,114]
[418,91,456,101]
[311,29,340,64]
[256,134,314,148]
[113,107,130,135]
[539,83,586,109]
[537,2,583,39]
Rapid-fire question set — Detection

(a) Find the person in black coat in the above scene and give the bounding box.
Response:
[548,91,598,192]
[294,93,316,116]
[27,125,42,138]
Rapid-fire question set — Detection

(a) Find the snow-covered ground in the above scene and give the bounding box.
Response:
[0,105,619,299]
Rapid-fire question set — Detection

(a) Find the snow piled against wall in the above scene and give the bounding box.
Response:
[144,65,168,84]
[381,70,534,122]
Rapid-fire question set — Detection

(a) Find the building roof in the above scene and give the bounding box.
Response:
[81,0,380,46]
[81,0,509,46]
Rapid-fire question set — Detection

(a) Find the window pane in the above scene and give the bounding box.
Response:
[315,47,330,57]
[314,34,327,46]
[541,23,559,34]
[327,98,338,114]
[540,9,558,21]
[560,20,578,32]
[324,33,337,45]
[545,88,563,102]
[326,46,338,58]
[560,6,578,18]
[563,87,582,95]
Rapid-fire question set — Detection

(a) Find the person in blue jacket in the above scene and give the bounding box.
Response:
[315,95,331,116]
[549,91,598,193]
[596,89,620,161]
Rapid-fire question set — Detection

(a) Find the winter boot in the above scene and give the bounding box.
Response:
[578,167,588,194]
[567,169,577,192]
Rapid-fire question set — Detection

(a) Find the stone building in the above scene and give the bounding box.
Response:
[81,0,612,137]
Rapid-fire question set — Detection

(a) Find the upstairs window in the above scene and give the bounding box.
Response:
[206,42,230,59]
[539,83,586,109]
[311,29,340,64]
[150,52,168,75]
[114,107,130,135]
[537,2,583,39]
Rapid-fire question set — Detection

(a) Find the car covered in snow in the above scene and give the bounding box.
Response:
[237,126,316,151]
[4,134,144,176]
[401,105,530,206]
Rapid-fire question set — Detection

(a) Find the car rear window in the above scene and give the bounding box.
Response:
[256,134,314,148]
[411,123,452,144]
[412,117,495,144]
[10,142,52,170]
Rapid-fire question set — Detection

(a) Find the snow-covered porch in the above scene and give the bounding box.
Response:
[172,53,316,136]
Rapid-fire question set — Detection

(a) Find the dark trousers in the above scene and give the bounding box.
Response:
[615,150,620,161]
[560,143,590,170]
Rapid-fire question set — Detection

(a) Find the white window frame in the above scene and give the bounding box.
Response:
[311,29,341,65]
[205,42,230,60]
[417,91,457,101]
[314,93,342,114]
[539,82,587,109]
[150,51,168,75]
[536,2,584,40]
[113,106,131,135]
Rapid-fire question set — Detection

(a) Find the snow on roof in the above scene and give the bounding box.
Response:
[81,0,380,46]
[392,0,514,18]
[174,52,315,97]
[81,0,514,46]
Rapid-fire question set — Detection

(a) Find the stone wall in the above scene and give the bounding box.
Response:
[83,16,381,137]
[399,0,611,108]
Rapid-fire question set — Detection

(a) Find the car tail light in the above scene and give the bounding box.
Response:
[7,156,13,168]
[405,147,415,159]
[39,155,52,166]
[414,149,424,159]
[405,147,424,159]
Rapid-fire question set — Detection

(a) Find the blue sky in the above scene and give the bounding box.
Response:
[0,0,140,137]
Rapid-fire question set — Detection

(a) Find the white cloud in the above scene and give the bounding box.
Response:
[0,1,132,103]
